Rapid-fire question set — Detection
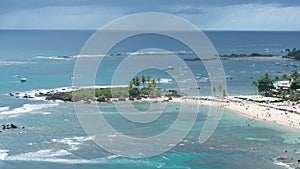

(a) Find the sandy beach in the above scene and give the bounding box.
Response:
[170,96,300,131]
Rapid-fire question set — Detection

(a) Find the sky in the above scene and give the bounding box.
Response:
[1,0,300,30]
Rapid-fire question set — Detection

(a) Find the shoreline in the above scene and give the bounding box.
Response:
[222,56,294,60]
[8,86,300,131]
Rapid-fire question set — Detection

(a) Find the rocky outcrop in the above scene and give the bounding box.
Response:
[46,92,72,102]
[0,123,25,132]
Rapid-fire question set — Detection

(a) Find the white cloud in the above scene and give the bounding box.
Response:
[185,4,300,30]
[0,5,123,29]
[1,3,300,30]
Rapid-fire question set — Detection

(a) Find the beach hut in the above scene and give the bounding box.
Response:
[273,80,291,90]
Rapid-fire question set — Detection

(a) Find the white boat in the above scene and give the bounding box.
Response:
[168,66,174,70]
[20,78,27,83]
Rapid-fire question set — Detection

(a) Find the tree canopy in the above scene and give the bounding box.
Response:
[286,48,300,60]
[252,73,274,95]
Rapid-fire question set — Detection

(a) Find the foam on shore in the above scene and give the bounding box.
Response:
[0,103,59,116]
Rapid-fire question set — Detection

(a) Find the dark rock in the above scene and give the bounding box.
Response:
[97,97,106,102]
[46,92,72,102]
[10,123,18,129]
[0,123,25,131]
[276,156,293,162]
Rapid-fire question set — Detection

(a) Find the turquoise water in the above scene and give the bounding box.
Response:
[1,30,300,168]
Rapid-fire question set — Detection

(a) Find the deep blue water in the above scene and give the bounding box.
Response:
[1,30,300,169]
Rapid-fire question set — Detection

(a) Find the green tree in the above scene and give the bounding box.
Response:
[151,79,157,89]
[222,89,227,98]
[282,74,288,80]
[141,75,146,87]
[129,87,140,97]
[132,76,140,87]
[157,77,161,88]
[212,86,217,94]
[253,73,274,95]
[291,80,300,90]
[288,90,298,101]
[146,76,151,84]
[291,71,300,80]
[286,48,300,60]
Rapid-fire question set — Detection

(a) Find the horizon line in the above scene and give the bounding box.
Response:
[0,29,299,32]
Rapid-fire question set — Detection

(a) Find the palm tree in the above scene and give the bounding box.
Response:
[151,79,157,89]
[282,74,288,80]
[291,71,300,80]
[251,81,258,87]
[274,76,280,81]
[146,76,151,84]
[141,75,146,87]
[217,85,223,93]
[135,76,140,87]
[129,80,133,89]
[212,86,217,96]
[157,77,161,88]
[222,89,227,98]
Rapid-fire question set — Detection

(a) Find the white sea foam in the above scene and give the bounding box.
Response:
[51,136,94,151]
[5,149,71,161]
[159,78,173,83]
[4,148,167,166]
[197,77,209,83]
[0,103,59,116]
[273,161,294,169]
[73,54,105,58]
[0,106,9,112]
[13,86,76,101]
[0,60,34,66]
[0,150,9,160]
[34,56,74,60]
[4,149,120,164]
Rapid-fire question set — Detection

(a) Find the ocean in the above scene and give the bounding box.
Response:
[1,30,300,169]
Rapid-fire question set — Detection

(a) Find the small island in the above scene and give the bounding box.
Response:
[9,75,178,103]
[184,48,300,61]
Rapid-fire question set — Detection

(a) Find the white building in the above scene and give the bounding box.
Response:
[273,80,291,90]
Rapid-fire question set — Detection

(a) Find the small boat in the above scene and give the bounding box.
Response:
[282,64,288,67]
[290,63,298,67]
[275,62,280,65]
[168,66,174,70]
[20,78,27,83]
